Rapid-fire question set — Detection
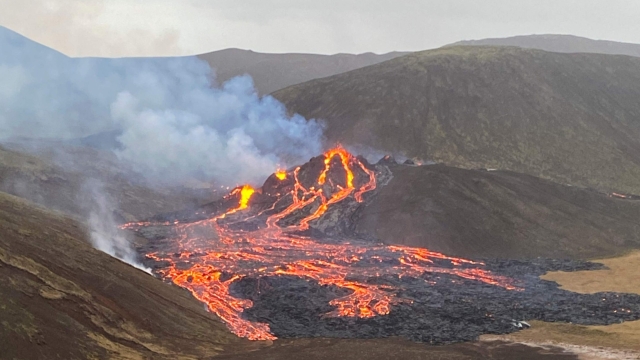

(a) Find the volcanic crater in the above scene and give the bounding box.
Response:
[123,149,640,344]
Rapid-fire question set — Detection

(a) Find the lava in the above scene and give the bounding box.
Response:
[125,147,520,341]
[275,169,287,181]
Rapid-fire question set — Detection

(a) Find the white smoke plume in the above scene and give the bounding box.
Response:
[0,26,325,186]
[81,181,151,273]
[0,26,325,270]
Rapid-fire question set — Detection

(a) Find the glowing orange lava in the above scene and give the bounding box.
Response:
[275,170,287,180]
[125,148,520,341]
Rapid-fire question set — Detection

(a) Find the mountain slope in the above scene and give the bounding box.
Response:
[273,46,640,194]
[0,191,257,359]
[354,163,640,259]
[451,34,640,57]
[197,49,408,94]
[0,144,208,221]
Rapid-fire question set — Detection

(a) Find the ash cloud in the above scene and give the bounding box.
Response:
[0,26,325,186]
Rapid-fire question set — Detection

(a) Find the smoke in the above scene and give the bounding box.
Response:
[0,26,326,271]
[81,180,151,273]
[0,26,325,186]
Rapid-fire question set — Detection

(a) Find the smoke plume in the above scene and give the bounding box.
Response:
[0,25,325,270]
[0,26,325,186]
[81,181,150,273]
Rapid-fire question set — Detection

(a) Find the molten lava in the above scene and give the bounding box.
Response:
[124,147,519,341]
[275,169,287,181]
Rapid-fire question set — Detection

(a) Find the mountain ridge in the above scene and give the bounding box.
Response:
[450,34,640,57]
[197,48,408,94]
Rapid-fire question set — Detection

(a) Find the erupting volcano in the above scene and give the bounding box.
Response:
[123,148,640,344]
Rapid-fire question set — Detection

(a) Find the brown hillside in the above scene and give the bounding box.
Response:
[0,191,258,359]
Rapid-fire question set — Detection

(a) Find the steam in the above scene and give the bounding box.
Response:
[0,26,325,186]
[0,26,326,271]
[81,181,150,273]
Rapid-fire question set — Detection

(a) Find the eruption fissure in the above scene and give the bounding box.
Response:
[123,148,519,341]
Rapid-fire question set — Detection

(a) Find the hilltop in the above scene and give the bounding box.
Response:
[274,46,640,194]
[198,48,407,94]
[451,34,640,57]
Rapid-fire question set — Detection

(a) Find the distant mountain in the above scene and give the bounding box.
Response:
[273,46,640,194]
[66,129,123,150]
[451,34,640,57]
[197,48,408,94]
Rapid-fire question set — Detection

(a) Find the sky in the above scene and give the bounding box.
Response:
[1,0,640,57]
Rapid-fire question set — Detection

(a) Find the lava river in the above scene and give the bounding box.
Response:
[122,148,520,341]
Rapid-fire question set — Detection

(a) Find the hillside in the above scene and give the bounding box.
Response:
[354,163,640,259]
[0,144,208,221]
[197,49,407,94]
[451,34,640,57]
[273,46,640,194]
[0,191,258,359]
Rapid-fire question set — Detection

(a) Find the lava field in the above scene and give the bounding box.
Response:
[123,148,640,344]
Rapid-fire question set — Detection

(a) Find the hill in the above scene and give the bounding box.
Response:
[0,191,257,359]
[197,49,407,94]
[354,163,640,259]
[451,34,640,57]
[0,144,209,221]
[273,46,640,194]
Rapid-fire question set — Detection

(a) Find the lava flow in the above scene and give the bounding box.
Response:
[123,147,520,341]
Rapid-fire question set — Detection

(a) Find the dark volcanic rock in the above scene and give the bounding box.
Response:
[230,260,640,344]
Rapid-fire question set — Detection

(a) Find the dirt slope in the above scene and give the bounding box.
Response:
[0,191,259,359]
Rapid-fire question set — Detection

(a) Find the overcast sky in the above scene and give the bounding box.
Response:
[2,0,640,57]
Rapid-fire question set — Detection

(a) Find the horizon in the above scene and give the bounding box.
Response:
[2,0,640,57]
[3,24,640,59]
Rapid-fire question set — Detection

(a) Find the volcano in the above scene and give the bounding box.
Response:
[123,148,640,344]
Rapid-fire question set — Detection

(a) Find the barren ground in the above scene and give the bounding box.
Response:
[481,251,640,358]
